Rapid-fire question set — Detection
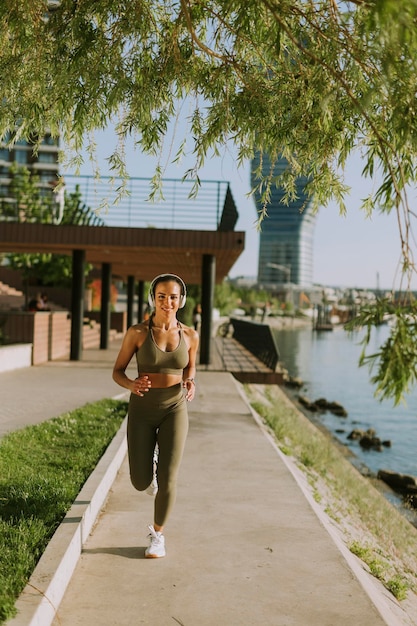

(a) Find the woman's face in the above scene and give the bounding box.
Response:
[153,280,182,312]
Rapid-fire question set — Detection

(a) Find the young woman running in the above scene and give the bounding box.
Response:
[112,274,199,558]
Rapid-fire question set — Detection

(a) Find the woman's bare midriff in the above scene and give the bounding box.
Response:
[141,372,183,388]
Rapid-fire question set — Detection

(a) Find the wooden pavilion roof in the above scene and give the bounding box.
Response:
[0,222,245,284]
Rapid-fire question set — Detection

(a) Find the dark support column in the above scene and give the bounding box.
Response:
[70,249,85,361]
[100,262,112,349]
[127,275,135,328]
[200,254,216,365]
[137,280,145,323]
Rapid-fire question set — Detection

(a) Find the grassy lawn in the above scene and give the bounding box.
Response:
[244,383,417,607]
[0,398,128,624]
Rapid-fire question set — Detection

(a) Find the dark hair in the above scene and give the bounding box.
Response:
[151,274,186,297]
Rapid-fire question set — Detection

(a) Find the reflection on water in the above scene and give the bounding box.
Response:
[272,324,417,478]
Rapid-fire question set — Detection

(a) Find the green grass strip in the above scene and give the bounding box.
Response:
[0,398,127,624]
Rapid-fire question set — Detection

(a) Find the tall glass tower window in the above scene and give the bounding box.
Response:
[251,153,316,287]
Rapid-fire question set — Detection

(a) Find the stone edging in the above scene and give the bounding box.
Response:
[233,378,409,626]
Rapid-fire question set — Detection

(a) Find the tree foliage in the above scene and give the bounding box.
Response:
[1,1,417,277]
[2,0,417,400]
[345,299,417,405]
[2,1,417,260]
[1,2,416,242]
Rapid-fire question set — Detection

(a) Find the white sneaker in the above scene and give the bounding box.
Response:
[146,475,158,496]
[145,525,166,558]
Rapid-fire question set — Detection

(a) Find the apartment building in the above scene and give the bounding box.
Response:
[0,132,60,218]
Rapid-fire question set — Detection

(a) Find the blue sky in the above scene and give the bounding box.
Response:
[70,126,409,291]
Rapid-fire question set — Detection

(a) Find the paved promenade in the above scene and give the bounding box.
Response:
[0,339,132,438]
[0,341,410,625]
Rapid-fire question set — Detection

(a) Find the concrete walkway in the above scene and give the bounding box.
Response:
[0,342,409,625]
[0,339,132,437]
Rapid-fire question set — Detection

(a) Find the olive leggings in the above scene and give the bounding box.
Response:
[127,383,189,527]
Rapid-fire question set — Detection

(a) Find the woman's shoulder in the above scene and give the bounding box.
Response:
[180,323,199,343]
[128,320,150,333]
[125,321,150,344]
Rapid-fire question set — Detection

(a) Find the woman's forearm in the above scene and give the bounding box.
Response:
[113,368,134,390]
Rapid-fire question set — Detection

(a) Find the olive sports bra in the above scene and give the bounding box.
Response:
[136,319,189,375]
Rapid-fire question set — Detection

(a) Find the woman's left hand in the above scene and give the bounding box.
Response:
[183,379,196,402]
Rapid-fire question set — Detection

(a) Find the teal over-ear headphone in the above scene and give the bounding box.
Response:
[148,274,187,309]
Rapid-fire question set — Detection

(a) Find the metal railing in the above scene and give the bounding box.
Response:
[0,174,239,231]
[229,317,280,371]
[63,175,232,231]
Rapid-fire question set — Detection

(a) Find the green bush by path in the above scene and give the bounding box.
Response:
[0,398,127,624]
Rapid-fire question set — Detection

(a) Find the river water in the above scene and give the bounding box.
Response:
[271,323,417,479]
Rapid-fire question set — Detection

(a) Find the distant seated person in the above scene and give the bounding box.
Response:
[28,292,50,311]
[39,292,50,310]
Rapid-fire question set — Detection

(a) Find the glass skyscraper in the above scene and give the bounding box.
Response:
[251,153,316,287]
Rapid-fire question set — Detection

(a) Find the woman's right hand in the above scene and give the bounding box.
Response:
[132,375,151,397]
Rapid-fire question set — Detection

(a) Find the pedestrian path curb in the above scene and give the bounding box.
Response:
[234,381,409,626]
[7,397,129,626]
